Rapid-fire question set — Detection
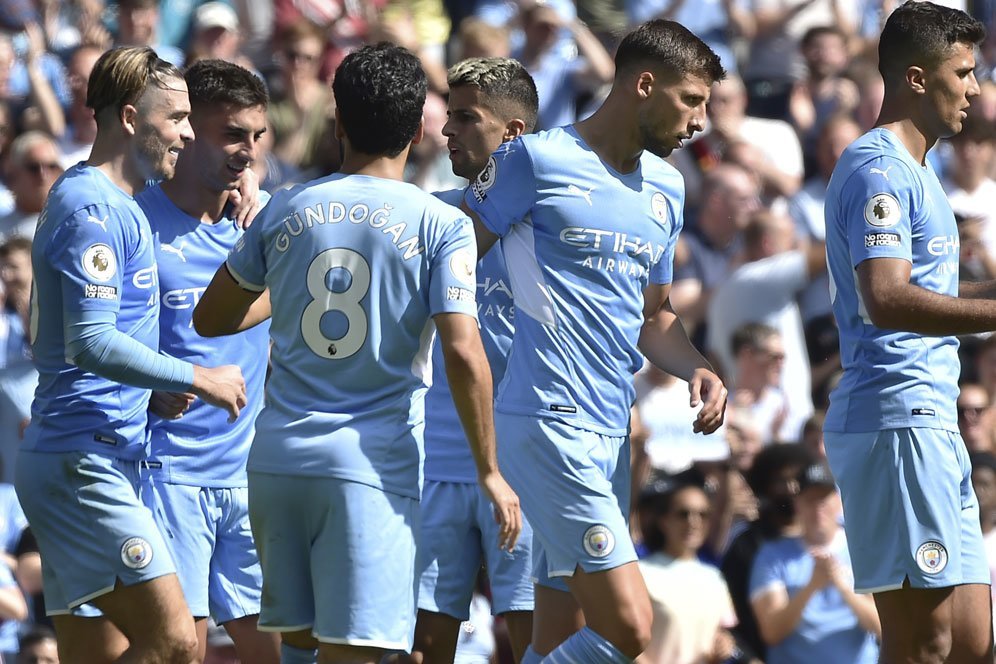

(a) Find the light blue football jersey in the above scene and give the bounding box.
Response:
[24,165,163,458]
[138,186,272,487]
[226,174,479,498]
[825,128,960,433]
[423,189,514,483]
[465,126,682,436]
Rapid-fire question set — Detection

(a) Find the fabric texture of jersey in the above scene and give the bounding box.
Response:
[226,174,478,498]
[423,188,514,482]
[465,126,682,436]
[825,128,960,433]
[25,165,169,458]
[139,185,271,487]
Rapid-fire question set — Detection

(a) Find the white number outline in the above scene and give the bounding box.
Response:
[301,248,371,359]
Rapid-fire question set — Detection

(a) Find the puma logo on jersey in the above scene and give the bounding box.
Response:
[87,215,108,231]
[567,184,594,206]
[161,241,187,262]
[870,166,893,181]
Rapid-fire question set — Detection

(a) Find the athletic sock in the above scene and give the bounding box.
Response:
[280,642,317,664]
[542,626,632,663]
[521,645,544,664]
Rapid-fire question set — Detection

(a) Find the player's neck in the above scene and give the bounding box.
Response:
[340,147,411,181]
[85,135,146,196]
[575,101,643,174]
[876,104,936,165]
[160,173,228,223]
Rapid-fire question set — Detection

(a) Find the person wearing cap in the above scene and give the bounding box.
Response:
[749,462,880,664]
[187,2,245,65]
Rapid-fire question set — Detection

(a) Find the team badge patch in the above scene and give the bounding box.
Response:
[82,244,116,282]
[449,248,476,287]
[120,537,153,570]
[651,192,668,224]
[471,156,497,202]
[915,540,947,575]
[864,193,901,228]
[582,524,615,558]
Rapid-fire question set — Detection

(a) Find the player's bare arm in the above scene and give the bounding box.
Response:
[858,257,996,335]
[434,311,522,551]
[639,282,727,434]
[193,264,266,337]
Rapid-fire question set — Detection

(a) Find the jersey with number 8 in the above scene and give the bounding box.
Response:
[226,173,479,498]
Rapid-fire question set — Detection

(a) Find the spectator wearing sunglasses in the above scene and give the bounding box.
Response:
[0,130,62,242]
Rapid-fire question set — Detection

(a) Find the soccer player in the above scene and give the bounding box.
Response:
[192,43,521,664]
[463,20,727,663]
[823,3,990,662]
[411,57,538,664]
[15,46,247,662]
[137,59,278,664]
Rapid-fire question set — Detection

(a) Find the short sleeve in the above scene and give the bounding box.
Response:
[429,215,479,319]
[46,205,134,314]
[650,186,685,285]
[226,201,270,292]
[841,156,919,268]
[749,542,786,600]
[464,138,539,238]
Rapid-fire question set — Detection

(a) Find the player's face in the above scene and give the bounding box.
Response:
[189,103,267,193]
[923,41,981,138]
[660,486,710,557]
[638,72,710,158]
[442,85,509,180]
[133,76,194,182]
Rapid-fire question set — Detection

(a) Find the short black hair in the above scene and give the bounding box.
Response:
[184,59,268,110]
[332,43,427,158]
[448,57,539,133]
[19,626,56,653]
[614,19,725,85]
[878,1,985,85]
[746,443,814,497]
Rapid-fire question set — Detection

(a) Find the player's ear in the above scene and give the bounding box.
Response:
[411,116,425,146]
[636,71,655,101]
[906,65,927,95]
[120,104,138,136]
[333,107,345,142]
[503,118,527,141]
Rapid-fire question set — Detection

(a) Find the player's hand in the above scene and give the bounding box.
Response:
[689,368,727,434]
[149,391,195,419]
[229,168,261,229]
[480,471,522,552]
[191,364,247,423]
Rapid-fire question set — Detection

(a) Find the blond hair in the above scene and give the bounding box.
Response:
[86,46,182,124]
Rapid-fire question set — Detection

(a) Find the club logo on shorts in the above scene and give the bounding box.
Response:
[471,156,497,202]
[915,540,948,575]
[120,537,153,570]
[582,524,615,558]
[651,192,669,224]
[82,244,117,282]
[863,193,901,228]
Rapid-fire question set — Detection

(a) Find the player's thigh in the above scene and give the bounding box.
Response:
[210,486,264,624]
[16,450,177,615]
[51,614,129,664]
[563,561,651,653]
[311,478,419,652]
[410,609,462,663]
[91,574,196,652]
[494,414,636,584]
[826,428,989,592]
[531,584,583,655]
[147,481,215,619]
[416,480,481,621]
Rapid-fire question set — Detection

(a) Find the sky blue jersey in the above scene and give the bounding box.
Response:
[465,126,682,436]
[825,128,960,433]
[24,165,165,458]
[423,189,514,483]
[139,186,272,487]
[226,174,479,498]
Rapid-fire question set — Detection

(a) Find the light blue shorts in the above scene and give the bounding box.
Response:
[15,450,176,614]
[495,413,635,592]
[248,472,419,650]
[825,428,989,593]
[144,481,262,623]
[417,479,534,619]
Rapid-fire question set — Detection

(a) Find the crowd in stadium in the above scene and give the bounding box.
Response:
[0,0,990,663]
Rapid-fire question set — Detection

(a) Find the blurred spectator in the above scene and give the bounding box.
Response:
[741,0,858,120]
[404,90,463,191]
[0,131,62,241]
[8,23,66,138]
[637,482,739,664]
[670,163,759,335]
[959,383,996,454]
[750,461,880,664]
[453,592,497,664]
[58,44,100,168]
[0,237,36,484]
[454,17,511,59]
[958,212,996,281]
[13,528,44,628]
[186,2,248,66]
[706,210,822,440]
[267,19,333,173]
[789,26,858,170]
[16,627,58,664]
[971,451,996,640]
[975,334,996,403]
[624,0,756,74]
[800,411,826,460]
[512,0,614,130]
[729,322,790,445]
[376,1,451,94]
[847,59,884,131]
[0,458,24,662]
[943,115,996,254]
[722,443,813,662]
[114,0,184,66]
[0,102,15,216]
[254,120,304,194]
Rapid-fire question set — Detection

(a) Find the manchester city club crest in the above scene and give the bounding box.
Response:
[915,540,948,575]
[582,524,615,558]
[120,536,153,570]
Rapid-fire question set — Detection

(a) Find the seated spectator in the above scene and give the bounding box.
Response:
[729,322,791,445]
[970,451,996,639]
[0,131,62,242]
[114,0,184,66]
[722,443,813,662]
[638,481,738,664]
[750,461,880,664]
[959,383,996,454]
[16,626,57,664]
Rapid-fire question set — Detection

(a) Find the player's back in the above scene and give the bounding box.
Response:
[824,127,960,433]
[25,165,160,458]
[227,174,478,497]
